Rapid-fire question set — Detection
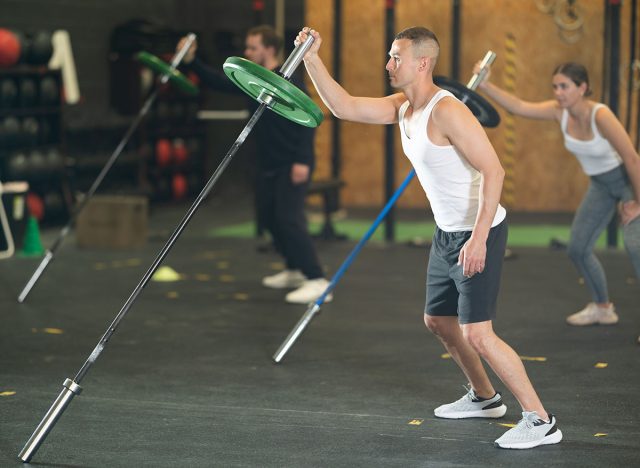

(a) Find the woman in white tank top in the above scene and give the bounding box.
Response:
[476,61,640,342]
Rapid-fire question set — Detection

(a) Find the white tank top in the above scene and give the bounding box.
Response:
[399,90,506,232]
[561,104,623,175]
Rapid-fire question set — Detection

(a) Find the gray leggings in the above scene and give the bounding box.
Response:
[568,165,640,303]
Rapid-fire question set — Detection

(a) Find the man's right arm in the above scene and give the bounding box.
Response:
[189,57,242,95]
[176,36,241,95]
[299,28,404,125]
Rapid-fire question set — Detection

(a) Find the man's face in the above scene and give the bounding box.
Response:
[385,39,419,89]
[244,34,269,66]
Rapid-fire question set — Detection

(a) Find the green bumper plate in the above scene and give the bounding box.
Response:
[223,57,323,128]
[137,51,199,96]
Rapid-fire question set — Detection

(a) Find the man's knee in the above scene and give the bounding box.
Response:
[424,314,457,338]
[461,323,495,356]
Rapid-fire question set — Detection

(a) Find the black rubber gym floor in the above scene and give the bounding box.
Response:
[1,201,639,467]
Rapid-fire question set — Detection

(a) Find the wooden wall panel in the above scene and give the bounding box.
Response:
[304,0,334,182]
[306,0,635,212]
[462,0,604,211]
[339,0,386,206]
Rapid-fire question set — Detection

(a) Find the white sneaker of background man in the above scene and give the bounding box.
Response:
[262,270,333,304]
[285,277,332,304]
[262,269,306,289]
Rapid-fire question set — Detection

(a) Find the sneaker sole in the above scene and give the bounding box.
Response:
[566,320,618,326]
[262,281,305,289]
[434,404,507,419]
[495,428,563,449]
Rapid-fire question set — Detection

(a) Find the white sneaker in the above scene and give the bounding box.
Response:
[285,278,333,304]
[434,386,507,419]
[262,270,306,289]
[566,303,618,326]
[495,412,562,449]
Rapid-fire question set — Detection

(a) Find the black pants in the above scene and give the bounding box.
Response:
[256,167,323,279]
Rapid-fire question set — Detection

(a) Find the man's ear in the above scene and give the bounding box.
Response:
[419,56,429,72]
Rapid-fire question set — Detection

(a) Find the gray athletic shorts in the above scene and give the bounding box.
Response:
[425,221,507,324]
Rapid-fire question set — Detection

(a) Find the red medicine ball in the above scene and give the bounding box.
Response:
[0,29,21,67]
[155,139,172,167]
[171,173,188,200]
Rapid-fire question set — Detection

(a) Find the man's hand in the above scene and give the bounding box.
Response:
[458,236,487,278]
[620,200,640,225]
[291,163,310,185]
[295,27,322,60]
[176,36,198,64]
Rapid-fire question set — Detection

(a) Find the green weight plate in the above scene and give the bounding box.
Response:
[223,57,323,128]
[137,51,199,96]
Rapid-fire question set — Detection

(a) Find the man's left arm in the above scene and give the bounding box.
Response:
[433,98,505,277]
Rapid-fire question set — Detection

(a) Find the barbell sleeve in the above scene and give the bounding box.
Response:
[467,50,496,91]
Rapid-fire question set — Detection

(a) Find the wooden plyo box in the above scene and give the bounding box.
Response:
[76,195,148,249]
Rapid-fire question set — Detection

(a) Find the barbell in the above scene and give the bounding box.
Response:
[18,34,321,464]
[16,35,199,304]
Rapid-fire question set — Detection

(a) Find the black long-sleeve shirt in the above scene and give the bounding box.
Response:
[190,57,315,172]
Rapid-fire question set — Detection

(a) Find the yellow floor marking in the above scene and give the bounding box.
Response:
[126,258,141,266]
[578,278,585,284]
[216,261,230,269]
[200,250,231,259]
[194,273,211,281]
[269,262,285,270]
[166,291,179,299]
[0,391,16,397]
[94,262,107,270]
[440,353,451,359]
[594,362,608,369]
[408,419,424,426]
[111,260,125,268]
[594,433,608,437]
[219,274,235,283]
[520,356,547,362]
[31,328,64,335]
[152,266,182,282]
[233,293,249,301]
[498,423,516,428]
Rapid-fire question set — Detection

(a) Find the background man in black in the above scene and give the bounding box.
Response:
[177,26,330,304]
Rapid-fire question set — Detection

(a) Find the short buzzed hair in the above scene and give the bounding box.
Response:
[395,26,440,68]
[247,25,283,54]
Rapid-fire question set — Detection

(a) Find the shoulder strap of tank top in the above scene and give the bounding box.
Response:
[419,89,455,122]
[560,108,569,134]
[591,103,606,138]
[398,100,410,121]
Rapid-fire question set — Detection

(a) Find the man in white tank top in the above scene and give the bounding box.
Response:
[295,27,561,449]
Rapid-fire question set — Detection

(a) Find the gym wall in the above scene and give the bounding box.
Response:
[306,0,638,212]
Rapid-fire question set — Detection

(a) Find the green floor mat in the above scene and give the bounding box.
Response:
[208,219,625,248]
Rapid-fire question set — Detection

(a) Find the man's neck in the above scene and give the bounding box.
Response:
[263,57,279,71]
[404,79,438,110]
